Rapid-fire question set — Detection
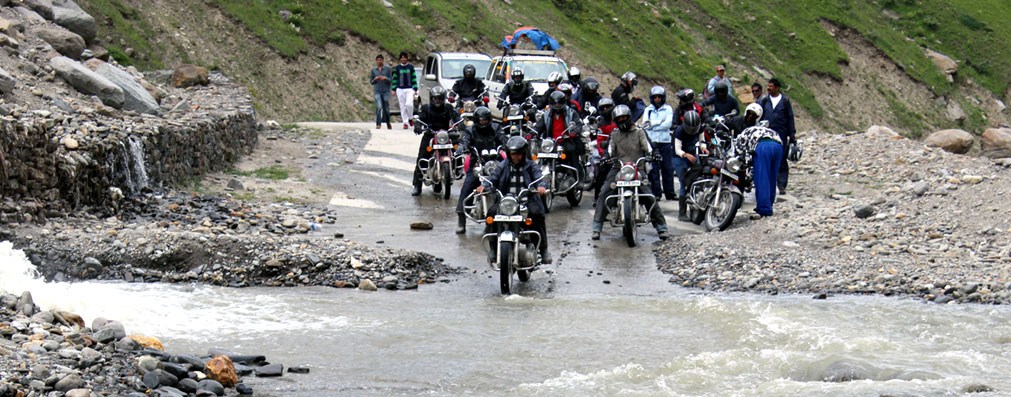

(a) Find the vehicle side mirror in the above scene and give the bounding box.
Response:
[425,74,437,81]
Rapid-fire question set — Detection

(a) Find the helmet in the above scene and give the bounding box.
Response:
[547,71,563,87]
[558,82,573,98]
[682,110,701,135]
[463,64,476,79]
[621,71,637,87]
[649,85,666,106]
[745,102,763,121]
[510,68,524,83]
[505,135,528,155]
[430,86,447,108]
[597,97,615,114]
[549,90,567,111]
[475,106,492,124]
[583,77,599,94]
[714,81,729,97]
[568,66,581,80]
[676,88,695,104]
[613,104,633,130]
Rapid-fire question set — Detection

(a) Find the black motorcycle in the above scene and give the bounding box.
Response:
[482,175,547,294]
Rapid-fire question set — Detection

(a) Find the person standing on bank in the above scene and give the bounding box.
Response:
[751,82,766,104]
[704,65,731,100]
[370,54,393,130]
[643,86,677,200]
[392,52,418,129]
[759,78,796,194]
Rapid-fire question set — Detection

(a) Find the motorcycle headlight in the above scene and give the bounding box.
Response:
[509,105,521,116]
[484,161,498,176]
[500,197,519,216]
[619,165,636,181]
[436,131,450,144]
[540,139,556,153]
[727,157,742,173]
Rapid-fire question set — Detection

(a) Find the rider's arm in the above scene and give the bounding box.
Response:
[638,130,653,156]
[456,129,472,156]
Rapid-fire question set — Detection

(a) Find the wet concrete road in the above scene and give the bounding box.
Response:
[297,122,720,296]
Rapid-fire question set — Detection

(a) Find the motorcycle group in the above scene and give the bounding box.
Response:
[408,64,799,294]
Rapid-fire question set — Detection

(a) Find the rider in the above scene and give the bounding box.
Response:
[537,71,565,109]
[451,64,486,103]
[673,110,706,221]
[574,77,602,116]
[734,103,782,217]
[535,90,585,182]
[591,104,669,241]
[673,88,707,127]
[592,97,616,201]
[498,68,534,114]
[412,86,461,196]
[567,66,582,98]
[455,106,506,234]
[557,82,582,113]
[476,136,552,264]
[701,81,739,118]
[644,85,677,201]
[611,71,639,110]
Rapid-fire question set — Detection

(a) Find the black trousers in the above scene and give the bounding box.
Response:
[413,131,435,188]
[592,167,667,231]
[593,160,613,199]
[484,209,548,254]
[456,170,482,214]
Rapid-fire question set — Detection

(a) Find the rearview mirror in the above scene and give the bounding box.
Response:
[425,74,437,81]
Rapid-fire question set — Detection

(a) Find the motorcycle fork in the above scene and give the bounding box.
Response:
[712,175,724,208]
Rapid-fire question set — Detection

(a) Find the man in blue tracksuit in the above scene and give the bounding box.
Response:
[643,86,676,200]
[759,78,796,194]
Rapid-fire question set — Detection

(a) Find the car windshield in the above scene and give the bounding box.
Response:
[442,59,492,79]
[510,59,568,82]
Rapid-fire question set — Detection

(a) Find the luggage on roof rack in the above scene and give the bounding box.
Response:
[500,27,561,52]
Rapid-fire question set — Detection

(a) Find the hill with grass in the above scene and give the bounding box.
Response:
[79,0,1011,138]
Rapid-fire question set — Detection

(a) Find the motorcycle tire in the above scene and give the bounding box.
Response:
[518,269,530,282]
[704,191,742,232]
[499,241,513,295]
[442,166,452,200]
[690,206,705,225]
[623,198,637,247]
[544,192,554,214]
[566,186,582,207]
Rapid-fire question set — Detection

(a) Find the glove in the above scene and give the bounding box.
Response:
[497,101,506,110]
[651,151,663,162]
[414,127,423,135]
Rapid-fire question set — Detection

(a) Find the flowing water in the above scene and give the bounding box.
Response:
[3,241,1010,396]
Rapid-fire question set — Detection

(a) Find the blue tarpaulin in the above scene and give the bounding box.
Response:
[500,27,561,51]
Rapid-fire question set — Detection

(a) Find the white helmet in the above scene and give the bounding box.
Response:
[745,102,763,120]
[568,66,580,79]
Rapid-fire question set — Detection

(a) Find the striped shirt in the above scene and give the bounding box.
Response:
[392,64,417,90]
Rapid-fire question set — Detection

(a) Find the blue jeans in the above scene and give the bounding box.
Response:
[671,156,690,198]
[754,140,783,216]
[647,142,676,199]
[374,91,390,125]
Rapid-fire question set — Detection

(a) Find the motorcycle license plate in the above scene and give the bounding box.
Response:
[538,153,559,159]
[432,144,453,149]
[616,180,640,187]
[720,169,738,179]
[493,215,524,222]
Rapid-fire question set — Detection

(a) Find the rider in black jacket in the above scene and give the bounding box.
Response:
[413,86,461,196]
[455,107,506,234]
[451,64,486,102]
[498,68,534,113]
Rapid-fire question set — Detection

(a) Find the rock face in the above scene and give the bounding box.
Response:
[52,0,96,43]
[865,125,898,139]
[981,128,1011,158]
[926,49,958,75]
[925,129,974,154]
[92,61,160,114]
[23,0,54,20]
[50,56,124,108]
[171,64,209,88]
[36,27,85,59]
[205,355,238,387]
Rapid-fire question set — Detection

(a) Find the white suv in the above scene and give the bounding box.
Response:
[420,52,493,102]
[484,49,569,119]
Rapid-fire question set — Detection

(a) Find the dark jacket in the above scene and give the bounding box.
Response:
[573,91,602,116]
[500,80,535,106]
[451,77,486,101]
[458,122,506,160]
[760,94,796,144]
[536,87,559,109]
[673,103,709,127]
[702,95,740,118]
[483,158,548,215]
[611,83,634,109]
[415,103,460,133]
[392,64,417,90]
[534,106,583,140]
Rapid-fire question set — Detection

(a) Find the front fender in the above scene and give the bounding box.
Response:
[499,230,515,243]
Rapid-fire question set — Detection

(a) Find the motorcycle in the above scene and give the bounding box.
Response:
[684,113,750,231]
[413,116,467,199]
[603,156,657,247]
[449,89,490,129]
[462,147,505,223]
[533,122,585,212]
[482,175,547,294]
[501,94,538,138]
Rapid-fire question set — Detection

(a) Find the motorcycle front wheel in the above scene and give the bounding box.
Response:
[441,165,452,200]
[566,186,582,207]
[499,241,513,295]
[544,192,554,214]
[704,190,742,232]
[622,198,637,247]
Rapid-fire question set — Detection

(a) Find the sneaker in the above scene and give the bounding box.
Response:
[591,231,600,240]
[411,185,422,196]
[376,124,382,129]
[658,230,670,240]
[387,122,393,130]
[540,251,553,264]
[403,124,409,130]
[409,120,415,127]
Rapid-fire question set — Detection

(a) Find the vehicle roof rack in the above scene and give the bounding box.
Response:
[502,48,556,57]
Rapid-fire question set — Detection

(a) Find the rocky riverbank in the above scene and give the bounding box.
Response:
[0,289,309,396]
[656,126,1011,304]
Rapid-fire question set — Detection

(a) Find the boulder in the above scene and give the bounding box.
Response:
[0,67,14,95]
[0,33,19,48]
[197,379,224,396]
[981,128,1011,158]
[52,0,96,43]
[50,56,124,108]
[254,363,283,377]
[36,27,85,59]
[23,0,54,20]
[946,100,966,122]
[170,64,209,88]
[128,334,164,350]
[865,125,899,139]
[358,279,377,291]
[0,18,22,40]
[54,374,84,392]
[14,7,46,23]
[87,44,108,61]
[926,49,958,75]
[204,355,238,387]
[93,62,160,114]
[925,129,974,154]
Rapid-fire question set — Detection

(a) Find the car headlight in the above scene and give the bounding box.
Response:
[540,139,556,153]
[436,131,450,144]
[500,197,519,216]
[619,165,636,181]
[727,157,742,173]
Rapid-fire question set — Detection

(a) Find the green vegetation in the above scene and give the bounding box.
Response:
[78,0,163,68]
[228,165,290,180]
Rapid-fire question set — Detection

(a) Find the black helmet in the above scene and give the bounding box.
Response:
[682,110,701,135]
[676,88,695,104]
[714,81,729,97]
[583,78,599,94]
[549,90,567,111]
[510,68,524,83]
[598,97,614,114]
[430,86,447,108]
[613,104,633,130]
[505,136,528,155]
[463,64,476,80]
[475,106,492,124]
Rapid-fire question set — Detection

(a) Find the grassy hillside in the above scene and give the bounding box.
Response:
[79,0,1011,134]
